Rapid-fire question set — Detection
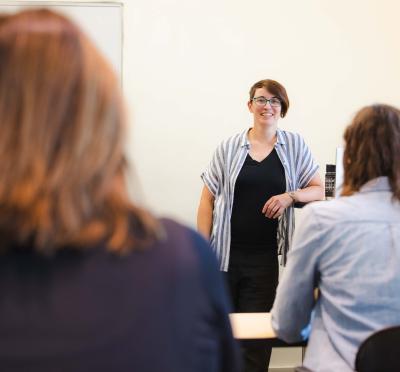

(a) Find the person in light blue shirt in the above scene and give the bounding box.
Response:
[271,104,400,372]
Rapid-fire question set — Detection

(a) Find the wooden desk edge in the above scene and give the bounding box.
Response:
[229,312,276,339]
[229,312,307,348]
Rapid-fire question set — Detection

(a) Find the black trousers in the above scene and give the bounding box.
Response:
[224,250,278,372]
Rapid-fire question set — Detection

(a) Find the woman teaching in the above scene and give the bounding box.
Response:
[197,79,324,372]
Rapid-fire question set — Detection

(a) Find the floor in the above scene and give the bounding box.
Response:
[268,347,303,372]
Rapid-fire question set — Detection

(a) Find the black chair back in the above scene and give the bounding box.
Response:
[355,326,400,372]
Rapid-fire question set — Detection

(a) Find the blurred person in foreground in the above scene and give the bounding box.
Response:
[271,104,400,372]
[0,9,240,372]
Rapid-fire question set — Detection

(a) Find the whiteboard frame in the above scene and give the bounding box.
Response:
[0,1,124,83]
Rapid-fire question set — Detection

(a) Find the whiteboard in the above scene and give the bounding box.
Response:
[0,1,123,80]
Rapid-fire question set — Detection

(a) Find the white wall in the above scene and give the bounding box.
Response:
[122,0,400,226]
[15,0,400,227]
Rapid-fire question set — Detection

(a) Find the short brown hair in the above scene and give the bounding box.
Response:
[342,104,400,201]
[249,79,289,117]
[0,9,158,253]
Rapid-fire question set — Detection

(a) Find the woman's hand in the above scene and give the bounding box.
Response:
[262,193,293,219]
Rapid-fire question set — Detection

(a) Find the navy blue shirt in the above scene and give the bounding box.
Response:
[0,218,240,372]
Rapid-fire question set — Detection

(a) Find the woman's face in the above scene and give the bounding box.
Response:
[248,87,282,128]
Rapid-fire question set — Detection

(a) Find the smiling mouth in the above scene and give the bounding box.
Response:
[261,113,273,117]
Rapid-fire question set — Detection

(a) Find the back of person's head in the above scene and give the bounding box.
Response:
[0,9,158,253]
[342,104,400,201]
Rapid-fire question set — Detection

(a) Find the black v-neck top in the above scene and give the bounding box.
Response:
[230,149,286,251]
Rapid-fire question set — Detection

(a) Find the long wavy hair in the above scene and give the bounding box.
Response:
[0,9,159,253]
[342,104,400,201]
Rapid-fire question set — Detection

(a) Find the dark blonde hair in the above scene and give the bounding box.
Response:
[249,79,289,117]
[0,9,158,253]
[342,104,400,201]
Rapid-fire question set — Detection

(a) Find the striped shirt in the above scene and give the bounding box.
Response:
[201,128,319,271]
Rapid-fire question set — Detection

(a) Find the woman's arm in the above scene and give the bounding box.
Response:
[197,185,215,239]
[288,173,325,203]
[262,173,324,219]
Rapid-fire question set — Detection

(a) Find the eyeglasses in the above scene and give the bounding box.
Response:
[252,96,281,107]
